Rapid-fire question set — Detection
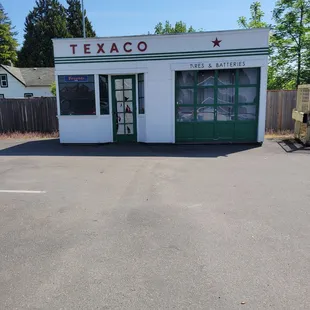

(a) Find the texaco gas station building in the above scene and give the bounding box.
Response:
[53,28,269,143]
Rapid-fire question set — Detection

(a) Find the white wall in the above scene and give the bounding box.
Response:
[0,68,53,99]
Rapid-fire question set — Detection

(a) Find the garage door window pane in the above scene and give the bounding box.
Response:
[176,88,194,105]
[217,88,235,104]
[99,75,109,115]
[238,87,257,104]
[176,71,195,86]
[239,68,258,85]
[217,106,234,121]
[177,107,194,122]
[58,75,96,115]
[198,70,215,86]
[197,107,214,121]
[238,105,256,120]
[218,69,236,85]
[197,88,214,105]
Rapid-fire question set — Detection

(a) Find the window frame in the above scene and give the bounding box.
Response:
[0,94,4,99]
[24,93,33,98]
[138,73,145,114]
[99,74,110,115]
[0,74,8,88]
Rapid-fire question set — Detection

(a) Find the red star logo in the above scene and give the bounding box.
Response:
[212,37,222,47]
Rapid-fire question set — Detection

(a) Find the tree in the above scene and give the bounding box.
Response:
[238,2,269,28]
[66,0,96,38]
[272,0,310,88]
[154,21,195,34]
[0,3,18,65]
[50,81,56,96]
[18,0,69,67]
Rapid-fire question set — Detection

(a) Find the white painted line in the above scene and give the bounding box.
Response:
[0,190,46,194]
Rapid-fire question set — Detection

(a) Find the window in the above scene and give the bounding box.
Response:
[0,74,8,88]
[58,75,96,115]
[0,94,4,99]
[138,73,145,114]
[99,75,109,115]
[24,93,33,98]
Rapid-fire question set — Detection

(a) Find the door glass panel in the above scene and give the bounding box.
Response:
[117,102,124,112]
[217,106,234,121]
[198,70,215,86]
[117,113,124,123]
[217,88,235,104]
[177,107,194,122]
[176,71,195,86]
[125,113,133,123]
[176,88,194,105]
[126,124,134,135]
[115,79,123,90]
[124,79,132,89]
[125,103,133,113]
[218,69,236,85]
[238,105,256,120]
[124,90,132,101]
[197,88,215,105]
[197,106,214,121]
[239,68,258,85]
[117,125,125,135]
[238,87,257,103]
[116,91,123,101]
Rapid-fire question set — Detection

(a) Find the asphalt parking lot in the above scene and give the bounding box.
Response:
[0,139,310,310]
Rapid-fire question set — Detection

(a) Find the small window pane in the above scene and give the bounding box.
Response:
[217,88,235,104]
[197,88,214,105]
[138,73,144,82]
[24,93,33,98]
[238,87,257,104]
[116,91,123,101]
[125,103,133,113]
[197,106,214,121]
[176,88,194,105]
[0,94,4,99]
[117,125,125,135]
[126,124,134,135]
[124,90,132,101]
[115,79,123,90]
[177,107,194,122]
[1,76,5,81]
[239,69,258,85]
[217,106,234,121]
[117,102,124,112]
[58,75,96,115]
[176,71,195,86]
[238,105,256,120]
[218,69,236,85]
[99,75,109,115]
[198,70,215,86]
[117,113,124,123]
[138,81,144,97]
[139,98,145,114]
[125,113,133,123]
[124,79,132,89]
[138,73,145,114]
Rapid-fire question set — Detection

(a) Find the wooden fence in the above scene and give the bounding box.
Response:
[265,90,297,131]
[0,91,297,133]
[0,97,58,133]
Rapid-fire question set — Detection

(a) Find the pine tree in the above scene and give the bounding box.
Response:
[66,0,96,38]
[0,3,18,65]
[18,0,69,67]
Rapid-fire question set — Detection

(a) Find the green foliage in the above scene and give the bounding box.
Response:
[18,0,70,67]
[155,21,196,34]
[0,3,18,65]
[271,0,310,88]
[50,81,56,96]
[238,2,269,28]
[66,0,96,38]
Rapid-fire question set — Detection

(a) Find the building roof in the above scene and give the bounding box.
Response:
[0,65,55,87]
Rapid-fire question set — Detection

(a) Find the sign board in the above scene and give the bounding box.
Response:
[64,75,89,83]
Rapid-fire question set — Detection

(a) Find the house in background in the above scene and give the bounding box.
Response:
[0,64,55,99]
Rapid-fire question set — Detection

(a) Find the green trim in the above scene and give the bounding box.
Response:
[55,48,269,64]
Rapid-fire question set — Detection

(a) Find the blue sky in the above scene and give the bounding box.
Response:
[2,0,276,45]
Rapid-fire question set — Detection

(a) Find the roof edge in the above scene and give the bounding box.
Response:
[0,64,26,86]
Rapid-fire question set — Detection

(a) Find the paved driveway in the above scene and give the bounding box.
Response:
[0,139,309,309]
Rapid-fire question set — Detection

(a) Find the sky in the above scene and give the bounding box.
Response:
[2,0,276,45]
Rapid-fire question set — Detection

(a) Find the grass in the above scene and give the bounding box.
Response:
[0,131,59,140]
[265,130,294,140]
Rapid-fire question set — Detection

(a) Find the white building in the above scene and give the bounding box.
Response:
[0,65,54,99]
[53,29,269,144]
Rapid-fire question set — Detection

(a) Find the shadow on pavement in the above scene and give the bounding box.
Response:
[0,139,261,158]
[277,139,310,153]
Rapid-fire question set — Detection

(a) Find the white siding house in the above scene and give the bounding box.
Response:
[0,65,55,99]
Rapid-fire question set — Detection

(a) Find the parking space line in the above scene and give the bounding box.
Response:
[0,190,46,194]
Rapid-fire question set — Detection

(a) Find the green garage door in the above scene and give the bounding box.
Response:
[175,68,260,143]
